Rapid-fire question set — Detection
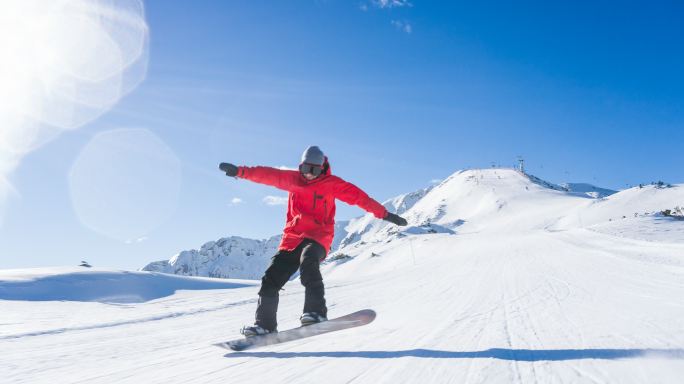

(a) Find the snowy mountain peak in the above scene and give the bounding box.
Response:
[561,182,617,198]
[142,235,282,279]
[400,168,567,229]
[382,185,435,216]
[334,168,681,253]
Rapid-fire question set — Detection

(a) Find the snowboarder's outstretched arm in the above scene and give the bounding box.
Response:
[219,162,299,192]
[331,177,408,226]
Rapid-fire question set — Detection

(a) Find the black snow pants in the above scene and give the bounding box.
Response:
[255,239,327,331]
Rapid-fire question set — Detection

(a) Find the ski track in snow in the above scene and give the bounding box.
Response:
[0,297,258,341]
[3,230,684,383]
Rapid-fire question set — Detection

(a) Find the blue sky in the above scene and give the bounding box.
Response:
[2,0,683,269]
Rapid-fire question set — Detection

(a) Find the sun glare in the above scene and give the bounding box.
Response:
[0,0,149,221]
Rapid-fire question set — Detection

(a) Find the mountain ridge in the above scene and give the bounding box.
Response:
[142,168,681,278]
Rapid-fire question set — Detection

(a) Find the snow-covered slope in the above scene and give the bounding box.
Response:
[555,183,684,229]
[3,168,683,384]
[331,169,681,257]
[331,169,603,254]
[2,224,684,383]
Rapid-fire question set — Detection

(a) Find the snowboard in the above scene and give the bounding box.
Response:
[215,309,376,352]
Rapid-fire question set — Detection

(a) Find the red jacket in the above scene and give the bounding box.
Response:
[237,160,388,255]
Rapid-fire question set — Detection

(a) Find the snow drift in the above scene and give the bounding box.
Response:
[0,267,253,304]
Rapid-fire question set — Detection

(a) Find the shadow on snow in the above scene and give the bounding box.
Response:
[225,348,684,361]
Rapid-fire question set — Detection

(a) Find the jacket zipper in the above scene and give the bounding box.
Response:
[313,192,320,224]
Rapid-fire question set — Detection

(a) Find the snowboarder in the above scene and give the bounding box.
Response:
[219,145,407,336]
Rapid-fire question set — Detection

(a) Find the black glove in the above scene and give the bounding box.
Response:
[384,212,407,226]
[219,162,238,177]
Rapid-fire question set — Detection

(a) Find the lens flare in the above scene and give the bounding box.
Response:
[69,129,181,242]
[0,0,149,220]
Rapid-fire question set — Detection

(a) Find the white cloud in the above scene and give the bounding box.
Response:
[231,197,244,205]
[374,0,412,8]
[391,20,413,34]
[125,236,148,244]
[263,195,288,206]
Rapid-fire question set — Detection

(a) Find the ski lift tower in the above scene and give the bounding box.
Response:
[517,156,525,174]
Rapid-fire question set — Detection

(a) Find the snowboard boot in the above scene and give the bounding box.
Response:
[300,312,328,326]
[240,324,276,338]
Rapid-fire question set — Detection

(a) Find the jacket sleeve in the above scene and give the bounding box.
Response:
[237,166,299,192]
[332,177,388,219]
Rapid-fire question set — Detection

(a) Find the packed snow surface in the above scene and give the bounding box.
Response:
[2,169,683,383]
